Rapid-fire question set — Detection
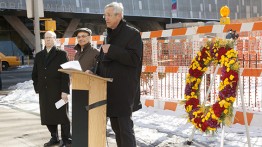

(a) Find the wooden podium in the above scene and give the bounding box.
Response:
[59,69,112,147]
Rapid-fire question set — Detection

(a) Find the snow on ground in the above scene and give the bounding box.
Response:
[0,80,262,146]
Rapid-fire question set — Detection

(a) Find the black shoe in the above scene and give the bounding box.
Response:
[59,144,71,147]
[44,138,60,147]
[59,143,71,147]
[59,139,72,147]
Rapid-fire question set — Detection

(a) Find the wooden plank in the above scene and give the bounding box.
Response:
[88,77,107,147]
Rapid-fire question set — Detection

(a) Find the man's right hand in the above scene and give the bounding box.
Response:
[102,44,110,53]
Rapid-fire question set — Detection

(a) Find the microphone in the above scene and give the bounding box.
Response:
[103,29,107,44]
[101,29,108,61]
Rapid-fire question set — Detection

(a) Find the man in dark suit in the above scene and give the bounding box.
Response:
[32,31,71,147]
[96,2,143,147]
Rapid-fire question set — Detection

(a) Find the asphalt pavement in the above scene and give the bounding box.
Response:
[1,61,33,90]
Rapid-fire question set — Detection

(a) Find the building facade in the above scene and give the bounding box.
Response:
[0,0,261,54]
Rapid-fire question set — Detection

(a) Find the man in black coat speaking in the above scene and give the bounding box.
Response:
[96,2,143,147]
[32,31,71,147]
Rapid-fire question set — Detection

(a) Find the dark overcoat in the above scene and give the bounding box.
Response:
[32,46,70,125]
[96,20,143,117]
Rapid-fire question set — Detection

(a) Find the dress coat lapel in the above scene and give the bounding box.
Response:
[44,46,57,67]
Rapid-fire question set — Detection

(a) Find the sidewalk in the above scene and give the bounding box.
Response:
[0,106,48,147]
[0,105,116,147]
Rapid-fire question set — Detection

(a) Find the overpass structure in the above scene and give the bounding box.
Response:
[0,0,261,20]
[0,0,261,54]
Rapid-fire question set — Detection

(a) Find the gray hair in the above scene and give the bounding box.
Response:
[45,31,57,39]
[105,2,124,18]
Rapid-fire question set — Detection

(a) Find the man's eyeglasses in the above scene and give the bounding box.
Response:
[44,37,55,39]
[103,13,117,19]
[77,35,89,39]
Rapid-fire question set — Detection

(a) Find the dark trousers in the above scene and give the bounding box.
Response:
[110,116,136,147]
[46,124,71,143]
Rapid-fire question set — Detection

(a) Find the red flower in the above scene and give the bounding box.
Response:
[213,102,225,117]
[200,48,208,59]
[185,98,199,109]
[221,67,239,81]
[189,68,204,78]
[194,117,201,125]
[201,121,209,132]
[217,47,227,60]
[185,83,196,95]
[219,85,237,98]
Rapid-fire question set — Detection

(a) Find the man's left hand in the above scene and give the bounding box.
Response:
[102,44,110,53]
[85,70,94,74]
[61,92,68,103]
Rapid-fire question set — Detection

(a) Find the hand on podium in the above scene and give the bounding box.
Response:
[85,70,94,74]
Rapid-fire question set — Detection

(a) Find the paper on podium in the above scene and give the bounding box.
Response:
[55,99,68,109]
[60,61,82,71]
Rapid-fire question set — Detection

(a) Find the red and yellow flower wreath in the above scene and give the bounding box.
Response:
[184,38,239,133]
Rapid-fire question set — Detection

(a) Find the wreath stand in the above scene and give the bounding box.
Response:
[186,65,251,147]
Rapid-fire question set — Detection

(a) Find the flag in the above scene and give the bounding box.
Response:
[172,0,177,10]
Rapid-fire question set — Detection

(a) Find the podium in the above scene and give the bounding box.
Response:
[59,69,112,147]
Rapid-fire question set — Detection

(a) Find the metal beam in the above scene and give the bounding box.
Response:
[3,15,35,50]
[63,18,80,38]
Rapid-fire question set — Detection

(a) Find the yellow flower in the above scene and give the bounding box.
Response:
[193,112,198,117]
[202,118,205,122]
[185,95,191,100]
[196,78,201,84]
[208,127,216,131]
[198,52,201,56]
[229,60,235,65]
[224,78,229,85]
[219,100,226,107]
[186,79,190,84]
[190,77,197,82]
[211,114,218,120]
[219,82,225,91]
[207,112,211,118]
[224,102,231,108]
[229,97,236,102]
[186,105,193,112]
[229,75,234,80]
[224,109,228,114]
[202,67,208,72]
